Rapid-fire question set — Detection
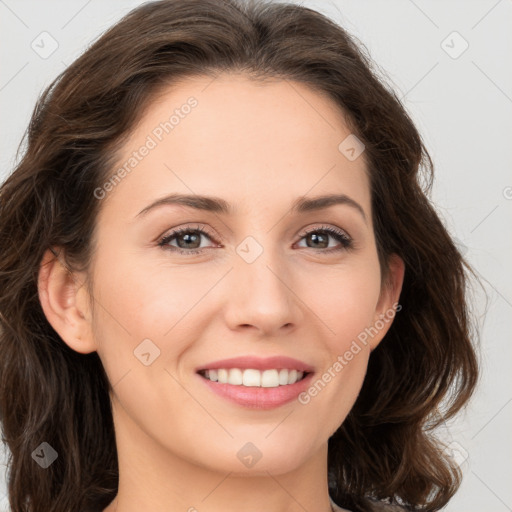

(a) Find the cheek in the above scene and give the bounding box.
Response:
[295,257,381,421]
[91,262,210,440]
[304,257,382,348]
[90,250,217,384]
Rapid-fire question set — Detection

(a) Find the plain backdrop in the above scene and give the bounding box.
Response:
[1,1,511,511]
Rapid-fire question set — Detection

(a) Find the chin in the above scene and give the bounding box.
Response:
[199,438,312,476]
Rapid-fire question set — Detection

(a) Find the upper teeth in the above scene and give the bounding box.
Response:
[202,368,305,387]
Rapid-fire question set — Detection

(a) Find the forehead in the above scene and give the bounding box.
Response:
[99,73,371,222]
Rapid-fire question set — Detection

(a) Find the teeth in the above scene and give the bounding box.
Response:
[202,368,305,387]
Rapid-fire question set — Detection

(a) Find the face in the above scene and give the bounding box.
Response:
[40,73,404,477]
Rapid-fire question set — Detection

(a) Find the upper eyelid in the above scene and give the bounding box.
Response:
[299,224,351,237]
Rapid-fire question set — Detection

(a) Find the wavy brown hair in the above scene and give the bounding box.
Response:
[0,0,480,511]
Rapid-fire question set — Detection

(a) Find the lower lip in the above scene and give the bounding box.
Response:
[197,372,314,410]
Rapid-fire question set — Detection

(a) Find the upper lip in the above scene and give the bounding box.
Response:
[196,355,315,373]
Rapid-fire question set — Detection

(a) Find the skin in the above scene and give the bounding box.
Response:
[38,73,404,512]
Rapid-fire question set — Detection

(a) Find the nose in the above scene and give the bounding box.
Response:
[222,241,302,337]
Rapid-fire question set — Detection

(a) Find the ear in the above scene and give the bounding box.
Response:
[369,253,405,351]
[37,247,96,354]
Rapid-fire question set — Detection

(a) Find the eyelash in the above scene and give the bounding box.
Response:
[157,223,354,256]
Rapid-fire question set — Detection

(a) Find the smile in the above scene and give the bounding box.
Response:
[198,368,308,387]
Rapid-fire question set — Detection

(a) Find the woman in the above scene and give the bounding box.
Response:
[0,1,479,511]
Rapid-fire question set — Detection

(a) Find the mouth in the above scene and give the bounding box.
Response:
[194,355,315,408]
[196,368,315,410]
[197,368,311,388]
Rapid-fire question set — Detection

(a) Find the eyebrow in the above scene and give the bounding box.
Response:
[135,193,367,224]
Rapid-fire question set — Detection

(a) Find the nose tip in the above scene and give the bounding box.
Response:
[225,255,300,335]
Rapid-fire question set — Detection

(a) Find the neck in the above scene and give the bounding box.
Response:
[102,398,338,512]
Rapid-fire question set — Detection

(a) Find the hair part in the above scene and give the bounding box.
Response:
[0,1,480,511]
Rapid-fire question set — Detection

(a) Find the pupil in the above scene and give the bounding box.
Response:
[309,232,327,248]
[179,232,199,249]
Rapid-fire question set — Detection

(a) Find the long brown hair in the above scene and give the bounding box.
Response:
[0,1,480,511]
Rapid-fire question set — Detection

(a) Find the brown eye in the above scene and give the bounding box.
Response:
[296,226,353,252]
[158,225,219,255]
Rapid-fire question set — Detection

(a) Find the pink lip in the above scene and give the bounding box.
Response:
[195,355,315,373]
[197,372,315,410]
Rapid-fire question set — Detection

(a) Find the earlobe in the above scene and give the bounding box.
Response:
[37,247,96,354]
[370,253,405,351]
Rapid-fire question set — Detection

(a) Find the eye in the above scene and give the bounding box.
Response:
[157,224,220,255]
[157,223,353,255]
[295,225,353,253]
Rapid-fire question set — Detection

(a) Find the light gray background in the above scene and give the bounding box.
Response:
[1,1,511,511]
